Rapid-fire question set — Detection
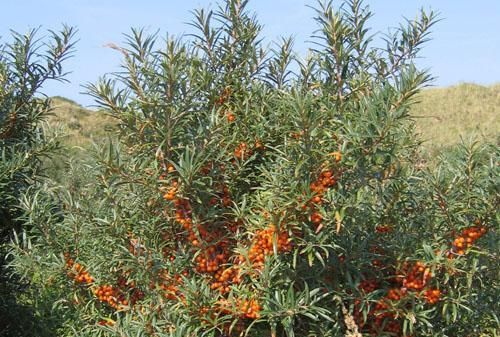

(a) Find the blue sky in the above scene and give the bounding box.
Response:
[2,1,499,106]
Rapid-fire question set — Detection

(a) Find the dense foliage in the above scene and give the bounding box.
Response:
[0,26,75,233]
[2,1,498,337]
[0,26,76,335]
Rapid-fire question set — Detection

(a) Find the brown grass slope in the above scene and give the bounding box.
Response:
[48,96,116,149]
[411,83,500,150]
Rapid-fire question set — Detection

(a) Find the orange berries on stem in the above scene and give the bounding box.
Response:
[448,225,487,258]
[237,298,261,319]
[247,224,292,267]
[64,255,94,285]
[234,142,252,160]
[358,279,378,294]
[226,111,236,122]
[162,180,178,201]
[330,151,342,163]
[423,288,441,304]
[310,212,323,225]
[305,169,337,231]
[375,224,393,233]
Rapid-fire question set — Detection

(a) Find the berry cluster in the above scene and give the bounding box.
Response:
[156,270,187,301]
[211,266,241,294]
[163,178,292,321]
[449,225,487,257]
[64,253,94,284]
[358,279,378,294]
[159,160,340,325]
[355,282,405,335]
[64,253,144,313]
[237,298,261,319]
[162,180,178,201]
[354,260,441,336]
[234,142,253,160]
[248,224,292,267]
[354,288,406,335]
[94,278,144,310]
[422,288,441,304]
[214,87,236,122]
[94,284,125,309]
[173,198,197,245]
[305,169,337,232]
[214,297,261,321]
[400,261,433,291]
[309,170,336,196]
[375,224,393,233]
[195,242,230,274]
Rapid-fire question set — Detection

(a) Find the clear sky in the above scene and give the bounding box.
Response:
[1,1,499,106]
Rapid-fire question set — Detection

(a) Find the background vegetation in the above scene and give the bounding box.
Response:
[46,83,500,158]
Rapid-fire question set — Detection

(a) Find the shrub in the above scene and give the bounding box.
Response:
[0,25,76,235]
[8,1,498,336]
[0,26,76,336]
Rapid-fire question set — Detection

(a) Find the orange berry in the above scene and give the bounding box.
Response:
[330,151,342,162]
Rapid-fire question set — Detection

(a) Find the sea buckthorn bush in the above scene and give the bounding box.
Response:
[0,26,76,335]
[0,26,75,235]
[7,1,499,337]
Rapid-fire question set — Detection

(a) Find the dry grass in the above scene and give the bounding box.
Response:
[411,83,500,151]
[47,96,116,149]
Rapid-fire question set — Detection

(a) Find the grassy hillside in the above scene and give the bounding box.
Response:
[412,83,500,150]
[47,83,499,152]
[44,97,116,183]
[48,96,116,149]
